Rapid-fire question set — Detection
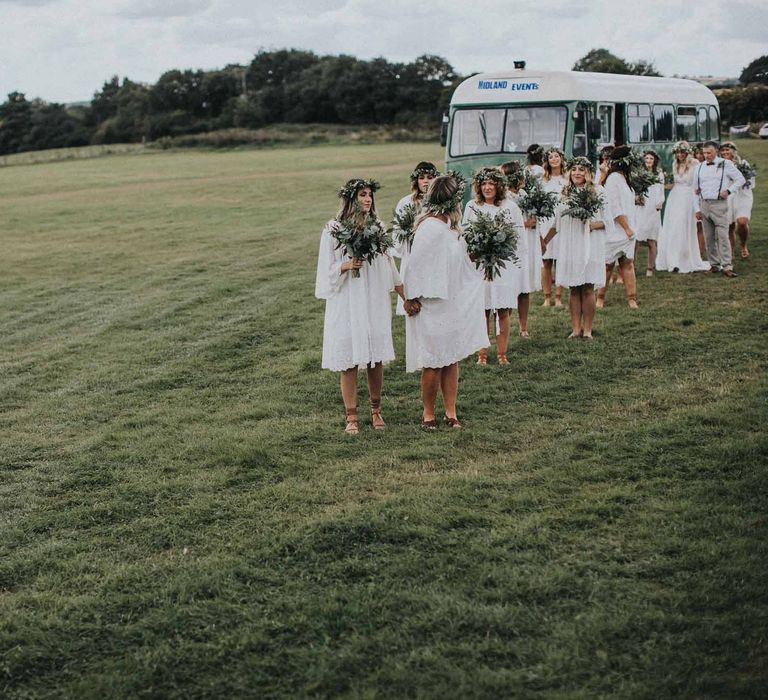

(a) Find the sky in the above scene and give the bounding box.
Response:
[1,0,766,104]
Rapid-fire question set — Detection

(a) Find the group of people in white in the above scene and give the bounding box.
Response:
[315,140,754,433]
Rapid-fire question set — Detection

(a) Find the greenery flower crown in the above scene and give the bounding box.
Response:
[720,141,737,151]
[672,141,693,155]
[543,146,565,161]
[410,165,440,182]
[472,167,507,189]
[337,178,381,200]
[567,156,593,171]
[609,148,642,169]
[422,171,467,215]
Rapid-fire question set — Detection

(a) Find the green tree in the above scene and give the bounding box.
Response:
[573,48,661,76]
[740,55,768,85]
[0,92,33,154]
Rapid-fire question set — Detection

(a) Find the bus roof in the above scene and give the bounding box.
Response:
[451,70,718,107]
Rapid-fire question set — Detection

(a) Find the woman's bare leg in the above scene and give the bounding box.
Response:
[542,259,553,305]
[517,293,530,336]
[366,362,385,428]
[421,368,442,422]
[496,309,510,361]
[340,368,358,410]
[582,285,596,336]
[440,363,459,420]
[568,287,582,337]
[621,257,638,309]
[736,217,750,257]
[597,263,613,308]
[647,240,657,274]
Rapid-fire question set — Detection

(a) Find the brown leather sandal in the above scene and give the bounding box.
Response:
[344,407,359,435]
[476,349,487,366]
[420,418,437,430]
[443,415,462,429]
[370,399,385,430]
[498,353,509,365]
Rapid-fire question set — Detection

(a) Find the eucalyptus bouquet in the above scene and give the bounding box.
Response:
[518,175,558,219]
[462,208,519,281]
[331,211,394,278]
[390,202,419,251]
[562,186,604,222]
[736,160,756,189]
[630,168,661,205]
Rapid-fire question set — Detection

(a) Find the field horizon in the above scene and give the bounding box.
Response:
[1,141,766,699]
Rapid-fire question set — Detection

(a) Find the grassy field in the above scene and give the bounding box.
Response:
[1,140,766,699]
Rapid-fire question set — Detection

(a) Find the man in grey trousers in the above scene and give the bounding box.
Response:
[693,140,746,278]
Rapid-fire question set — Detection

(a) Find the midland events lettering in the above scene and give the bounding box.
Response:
[477,80,540,91]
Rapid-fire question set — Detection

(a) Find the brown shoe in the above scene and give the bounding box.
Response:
[370,399,385,430]
[722,269,738,278]
[344,407,359,435]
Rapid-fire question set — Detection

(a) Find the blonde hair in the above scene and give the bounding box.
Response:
[542,149,565,182]
[414,176,462,231]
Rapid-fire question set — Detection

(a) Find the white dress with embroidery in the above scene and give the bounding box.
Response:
[404,218,488,372]
[731,161,755,221]
[656,167,709,273]
[539,175,566,261]
[508,191,541,293]
[462,199,528,309]
[603,172,637,263]
[315,219,401,371]
[549,185,607,288]
[635,174,665,242]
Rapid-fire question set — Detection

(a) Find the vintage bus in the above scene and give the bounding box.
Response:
[442,68,720,184]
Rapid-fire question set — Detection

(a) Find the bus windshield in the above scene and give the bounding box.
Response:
[450,106,567,156]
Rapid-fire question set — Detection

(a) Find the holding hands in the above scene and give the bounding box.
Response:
[403,298,421,316]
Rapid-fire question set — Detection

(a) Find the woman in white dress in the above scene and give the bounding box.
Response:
[720,142,755,259]
[393,161,439,316]
[634,150,664,277]
[540,147,567,307]
[656,141,709,274]
[596,146,639,309]
[315,178,407,434]
[525,143,545,180]
[542,157,606,339]
[462,167,526,365]
[501,160,538,338]
[404,175,488,429]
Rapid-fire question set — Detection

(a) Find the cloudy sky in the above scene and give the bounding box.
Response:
[1,0,766,103]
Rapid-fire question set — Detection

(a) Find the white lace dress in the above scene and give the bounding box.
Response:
[315,219,401,371]
[462,199,528,309]
[549,185,607,288]
[539,175,566,261]
[392,193,419,316]
[656,167,709,273]
[603,172,637,263]
[731,162,755,221]
[404,218,488,372]
[635,175,664,242]
[508,191,541,292]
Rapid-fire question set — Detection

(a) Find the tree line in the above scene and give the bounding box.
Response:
[2,49,767,156]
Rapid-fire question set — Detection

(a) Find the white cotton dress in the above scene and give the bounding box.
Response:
[315,219,401,371]
[731,164,755,222]
[539,175,566,261]
[392,193,420,316]
[403,218,488,372]
[550,185,607,288]
[462,199,528,309]
[656,167,710,273]
[635,175,664,242]
[508,191,542,292]
[603,172,637,263]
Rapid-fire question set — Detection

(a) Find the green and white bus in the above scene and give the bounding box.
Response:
[442,68,720,181]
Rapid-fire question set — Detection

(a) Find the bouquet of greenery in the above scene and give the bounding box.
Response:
[462,207,519,281]
[630,167,661,205]
[736,159,756,189]
[331,211,394,278]
[518,174,558,219]
[562,186,604,222]
[390,202,419,251]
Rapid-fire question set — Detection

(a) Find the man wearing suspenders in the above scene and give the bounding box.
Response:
[693,140,746,277]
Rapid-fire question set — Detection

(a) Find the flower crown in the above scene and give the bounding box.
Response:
[410,164,440,182]
[422,172,466,215]
[609,147,642,169]
[472,167,507,189]
[720,141,737,151]
[567,156,592,171]
[672,141,693,155]
[543,146,565,161]
[338,178,381,200]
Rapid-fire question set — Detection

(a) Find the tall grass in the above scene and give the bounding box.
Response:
[0,141,766,699]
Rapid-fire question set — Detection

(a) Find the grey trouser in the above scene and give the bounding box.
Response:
[700,199,731,271]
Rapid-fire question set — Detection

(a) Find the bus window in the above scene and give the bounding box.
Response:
[653,104,674,141]
[449,109,505,156]
[708,106,720,140]
[628,104,652,143]
[697,106,709,140]
[503,106,567,153]
[598,104,613,144]
[572,105,588,157]
[676,106,697,141]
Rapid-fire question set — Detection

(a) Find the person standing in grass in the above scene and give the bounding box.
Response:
[597,146,639,309]
[315,179,407,434]
[404,175,488,429]
[502,160,538,338]
[542,157,606,339]
[540,147,567,307]
[392,161,439,316]
[634,150,664,277]
[657,141,709,274]
[462,167,525,365]
[719,142,754,260]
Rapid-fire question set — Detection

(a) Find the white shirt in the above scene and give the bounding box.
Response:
[692,157,745,212]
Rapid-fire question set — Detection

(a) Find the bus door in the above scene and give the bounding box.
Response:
[597,103,614,147]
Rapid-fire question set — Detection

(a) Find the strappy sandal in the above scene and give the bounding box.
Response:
[519,330,531,339]
[476,350,487,366]
[344,407,359,435]
[420,419,437,430]
[370,399,385,430]
[542,295,551,307]
[443,415,462,429]
[498,354,509,365]
[741,247,750,259]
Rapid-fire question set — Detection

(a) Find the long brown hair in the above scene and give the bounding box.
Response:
[414,176,462,231]
[337,186,378,225]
